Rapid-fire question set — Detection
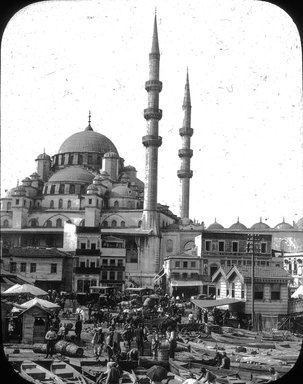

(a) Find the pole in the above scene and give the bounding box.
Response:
[251,235,255,330]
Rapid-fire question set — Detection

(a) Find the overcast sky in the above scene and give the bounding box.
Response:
[1,0,303,228]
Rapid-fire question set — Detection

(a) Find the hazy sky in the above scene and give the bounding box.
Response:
[1,0,303,228]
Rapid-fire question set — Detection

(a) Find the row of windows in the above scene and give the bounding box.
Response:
[76,273,124,292]
[103,220,142,228]
[10,262,57,274]
[203,259,271,267]
[217,283,245,299]
[77,259,124,268]
[174,261,197,268]
[45,184,86,195]
[29,218,67,228]
[49,199,72,208]
[204,240,267,253]
[54,153,101,166]
[171,272,200,279]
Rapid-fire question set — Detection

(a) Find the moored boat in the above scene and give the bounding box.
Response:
[20,360,65,384]
[211,332,275,349]
[50,359,87,384]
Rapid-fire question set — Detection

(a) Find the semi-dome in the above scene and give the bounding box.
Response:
[58,127,118,155]
[111,185,136,198]
[296,217,303,230]
[274,218,294,230]
[48,166,94,184]
[229,218,247,231]
[207,219,224,230]
[250,218,270,231]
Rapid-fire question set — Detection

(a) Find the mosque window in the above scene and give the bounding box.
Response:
[138,220,142,228]
[30,219,38,227]
[59,184,65,194]
[103,221,108,228]
[50,185,55,194]
[88,155,93,164]
[70,184,75,194]
[121,221,125,228]
[58,199,63,208]
[112,220,117,228]
[67,200,71,208]
[78,154,83,165]
[114,201,119,208]
[46,220,52,228]
[7,202,11,210]
[97,156,101,165]
[3,219,9,228]
[69,154,74,165]
[56,218,62,228]
[80,185,86,195]
[50,200,54,209]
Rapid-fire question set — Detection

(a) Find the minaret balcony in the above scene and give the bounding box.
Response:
[178,148,193,158]
[144,108,162,121]
[177,169,193,178]
[142,135,162,148]
[145,80,162,92]
[179,127,194,137]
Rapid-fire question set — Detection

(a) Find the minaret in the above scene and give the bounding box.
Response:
[141,13,162,233]
[178,69,193,222]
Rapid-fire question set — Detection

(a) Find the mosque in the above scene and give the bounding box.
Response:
[1,15,303,293]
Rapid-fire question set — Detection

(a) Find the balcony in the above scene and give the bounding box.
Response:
[100,248,126,257]
[101,265,125,271]
[75,249,101,256]
[74,266,101,274]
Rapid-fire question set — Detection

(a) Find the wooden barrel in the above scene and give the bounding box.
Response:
[55,340,70,354]
[158,340,170,361]
[65,344,84,357]
[33,343,47,354]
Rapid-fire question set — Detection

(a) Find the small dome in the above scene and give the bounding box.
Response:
[36,153,51,160]
[250,218,270,230]
[111,185,136,198]
[124,165,137,172]
[104,151,119,158]
[86,184,99,195]
[48,166,94,184]
[229,218,247,231]
[93,175,104,184]
[207,220,224,230]
[58,128,118,155]
[13,186,26,196]
[30,172,40,179]
[296,217,303,230]
[275,218,294,230]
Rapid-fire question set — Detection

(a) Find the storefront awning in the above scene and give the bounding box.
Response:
[154,269,166,282]
[191,298,245,308]
[171,280,203,287]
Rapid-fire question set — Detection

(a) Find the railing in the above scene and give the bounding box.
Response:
[75,249,101,256]
[74,266,101,274]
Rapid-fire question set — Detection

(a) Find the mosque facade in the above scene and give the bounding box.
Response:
[1,15,303,293]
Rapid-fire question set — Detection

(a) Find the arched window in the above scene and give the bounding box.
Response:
[114,201,119,208]
[7,202,11,210]
[112,220,117,228]
[58,199,63,208]
[78,154,83,165]
[138,220,142,228]
[56,218,62,228]
[3,219,9,228]
[121,221,126,228]
[44,185,48,194]
[59,184,65,194]
[88,155,93,164]
[30,219,37,227]
[46,220,52,228]
[69,154,74,165]
[80,185,86,195]
[69,184,75,194]
[127,201,132,209]
[50,185,55,194]
[50,200,54,209]
[103,221,108,228]
[67,200,71,209]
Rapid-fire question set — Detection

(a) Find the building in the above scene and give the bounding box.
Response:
[212,264,291,330]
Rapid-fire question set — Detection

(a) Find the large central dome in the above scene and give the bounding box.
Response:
[58,125,118,155]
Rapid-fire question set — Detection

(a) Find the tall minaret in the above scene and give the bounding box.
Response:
[142,13,162,233]
[178,69,193,222]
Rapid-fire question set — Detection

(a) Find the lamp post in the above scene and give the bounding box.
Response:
[247,233,261,330]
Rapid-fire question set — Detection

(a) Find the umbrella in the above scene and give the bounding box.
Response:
[146,365,168,382]
[19,297,60,309]
[2,283,48,296]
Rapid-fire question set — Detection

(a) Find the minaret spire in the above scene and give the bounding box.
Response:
[178,69,193,222]
[85,110,93,131]
[142,14,163,234]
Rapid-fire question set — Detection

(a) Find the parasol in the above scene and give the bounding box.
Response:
[19,297,60,309]
[146,365,168,382]
[2,283,48,296]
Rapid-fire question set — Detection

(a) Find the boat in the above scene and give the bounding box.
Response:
[211,332,275,349]
[20,360,65,384]
[50,359,87,384]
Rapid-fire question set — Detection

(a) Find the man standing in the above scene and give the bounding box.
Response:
[134,323,144,356]
[45,326,57,358]
[75,316,82,341]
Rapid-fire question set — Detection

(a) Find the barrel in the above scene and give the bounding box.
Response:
[54,340,70,354]
[158,340,170,362]
[33,343,47,354]
[65,344,84,357]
